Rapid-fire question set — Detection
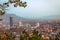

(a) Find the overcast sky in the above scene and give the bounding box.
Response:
[0,0,60,19]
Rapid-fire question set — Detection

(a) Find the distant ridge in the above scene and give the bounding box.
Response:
[0,14,60,23]
[0,14,31,24]
[40,15,60,20]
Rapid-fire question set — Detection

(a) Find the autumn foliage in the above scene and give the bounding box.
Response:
[0,32,16,40]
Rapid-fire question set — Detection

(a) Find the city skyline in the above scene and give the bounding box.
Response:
[0,0,60,19]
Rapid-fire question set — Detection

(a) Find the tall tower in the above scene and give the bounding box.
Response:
[0,19,2,28]
[0,15,3,28]
[10,17,13,27]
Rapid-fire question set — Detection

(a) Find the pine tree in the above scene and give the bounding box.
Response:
[20,29,44,40]
[31,29,43,40]
[55,32,60,40]
[20,30,29,40]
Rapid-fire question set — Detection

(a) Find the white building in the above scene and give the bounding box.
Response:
[19,21,23,27]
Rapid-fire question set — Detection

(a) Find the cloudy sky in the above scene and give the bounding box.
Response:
[0,0,60,19]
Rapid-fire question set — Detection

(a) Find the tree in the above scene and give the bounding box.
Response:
[31,29,43,40]
[20,30,29,40]
[0,32,8,40]
[0,0,27,15]
[20,29,44,40]
[5,32,16,40]
[55,32,60,40]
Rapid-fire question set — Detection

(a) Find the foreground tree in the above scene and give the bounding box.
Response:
[5,32,16,40]
[31,29,43,40]
[55,32,60,40]
[0,0,27,15]
[20,30,29,40]
[0,32,8,40]
[20,29,43,40]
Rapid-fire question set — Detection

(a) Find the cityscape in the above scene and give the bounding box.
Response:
[0,14,60,40]
[0,0,60,40]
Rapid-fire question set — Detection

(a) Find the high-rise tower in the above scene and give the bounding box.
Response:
[10,17,13,27]
[0,19,2,28]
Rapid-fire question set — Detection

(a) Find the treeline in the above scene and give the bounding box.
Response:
[0,30,60,40]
